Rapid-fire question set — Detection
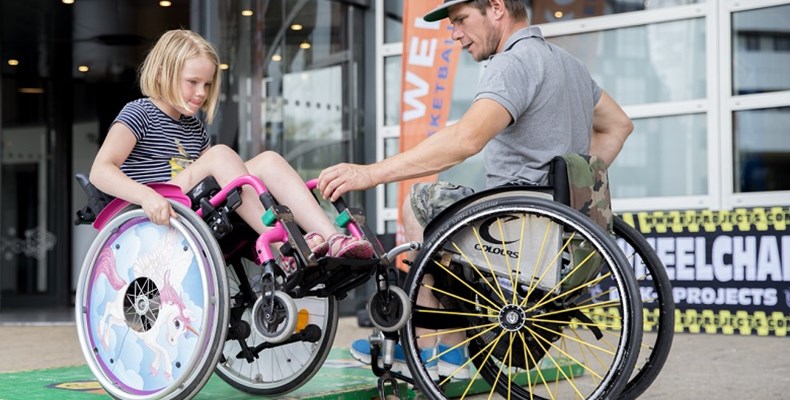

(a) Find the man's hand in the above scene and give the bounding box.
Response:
[140,191,178,225]
[318,163,376,201]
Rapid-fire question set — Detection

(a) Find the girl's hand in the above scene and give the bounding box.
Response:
[141,191,178,225]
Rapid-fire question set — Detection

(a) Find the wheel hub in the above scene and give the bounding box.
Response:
[123,277,160,332]
[498,304,526,332]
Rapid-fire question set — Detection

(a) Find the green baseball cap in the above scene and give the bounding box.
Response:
[423,0,473,22]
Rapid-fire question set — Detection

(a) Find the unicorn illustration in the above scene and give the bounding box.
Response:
[93,226,200,381]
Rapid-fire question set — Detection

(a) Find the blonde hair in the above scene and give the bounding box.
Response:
[139,29,221,124]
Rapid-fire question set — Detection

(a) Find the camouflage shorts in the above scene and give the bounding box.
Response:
[409,181,475,227]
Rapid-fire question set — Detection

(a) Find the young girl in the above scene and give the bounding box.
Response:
[89,29,372,259]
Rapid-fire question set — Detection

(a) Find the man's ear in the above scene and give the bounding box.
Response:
[489,0,506,19]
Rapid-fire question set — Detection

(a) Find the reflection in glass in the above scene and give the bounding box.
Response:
[733,107,790,193]
[215,0,358,182]
[527,0,703,24]
[732,4,790,95]
[384,0,403,43]
[449,51,484,121]
[280,66,345,180]
[384,138,399,208]
[384,56,402,126]
[550,18,706,106]
[609,114,707,198]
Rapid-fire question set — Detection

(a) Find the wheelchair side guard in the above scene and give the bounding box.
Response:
[93,183,191,230]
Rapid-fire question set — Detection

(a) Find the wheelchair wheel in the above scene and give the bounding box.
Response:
[75,201,229,400]
[613,216,674,400]
[215,258,339,395]
[400,196,642,400]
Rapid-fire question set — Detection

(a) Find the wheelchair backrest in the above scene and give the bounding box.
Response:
[549,153,613,233]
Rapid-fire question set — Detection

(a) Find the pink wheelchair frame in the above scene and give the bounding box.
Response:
[74,173,409,400]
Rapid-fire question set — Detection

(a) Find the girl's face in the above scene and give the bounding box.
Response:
[176,55,215,117]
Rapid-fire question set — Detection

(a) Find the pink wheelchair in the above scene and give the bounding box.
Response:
[74,173,411,399]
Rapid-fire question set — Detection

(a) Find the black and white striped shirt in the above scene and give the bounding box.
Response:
[114,98,209,183]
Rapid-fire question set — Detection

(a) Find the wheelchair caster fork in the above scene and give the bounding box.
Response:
[378,375,401,400]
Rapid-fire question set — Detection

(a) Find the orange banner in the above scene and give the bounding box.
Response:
[397,0,460,252]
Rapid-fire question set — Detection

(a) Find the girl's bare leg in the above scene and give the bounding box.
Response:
[169,144,269,233]
[245,151,337,239]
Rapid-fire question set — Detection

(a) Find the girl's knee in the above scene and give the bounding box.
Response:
[204,144,237,159]
[249,151,287,169]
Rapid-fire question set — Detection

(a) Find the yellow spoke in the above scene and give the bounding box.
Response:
[570,326,610,375]
[512,215,528,305]
[528,298,623,320]
[417,322,499,342]
[525,317,622,332]
[494,217,517,306]
[524,325,589,398]
[442,329,504,390]
[517,331,555,400]
[522,232,575,308]
[529,322,616,356]
[525,271,612,313]
[471,227,509,303]
[430,258,502,311]
[416,308,492,319]
[422,284,499,314]
[425,324,499,365]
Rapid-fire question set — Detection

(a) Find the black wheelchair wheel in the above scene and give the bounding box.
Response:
[400,196,642,400]
[613,216,675,400]
[214,257,339,396]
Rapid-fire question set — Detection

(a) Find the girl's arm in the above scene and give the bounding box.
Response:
[89,122,177,225]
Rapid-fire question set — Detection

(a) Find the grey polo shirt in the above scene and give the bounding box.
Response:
[476,26,602,187]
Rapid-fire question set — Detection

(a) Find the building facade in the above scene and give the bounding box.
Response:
[1,0,789,325]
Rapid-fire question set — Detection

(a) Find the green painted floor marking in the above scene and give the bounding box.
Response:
[0,349,582,400]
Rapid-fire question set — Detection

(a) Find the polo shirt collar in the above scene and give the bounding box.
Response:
[502,26,544,52]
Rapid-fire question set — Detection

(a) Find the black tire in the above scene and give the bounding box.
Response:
[214,257,338,396]
[400,196,643,400]
[75,201,229,400]
[613,216,675,400]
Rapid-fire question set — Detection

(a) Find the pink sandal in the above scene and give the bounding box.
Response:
[304,232,329,257]
[327,233,374,259]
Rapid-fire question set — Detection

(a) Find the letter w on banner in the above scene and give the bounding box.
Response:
[396,0,460,269]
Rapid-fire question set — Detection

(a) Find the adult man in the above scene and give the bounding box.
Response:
[318,0,633,376]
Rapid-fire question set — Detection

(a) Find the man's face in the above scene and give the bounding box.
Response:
[449,3,499,62]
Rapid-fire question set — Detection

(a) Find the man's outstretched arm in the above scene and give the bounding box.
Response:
[318,98,511,201]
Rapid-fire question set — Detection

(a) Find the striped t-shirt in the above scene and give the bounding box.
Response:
[114,98,209,184]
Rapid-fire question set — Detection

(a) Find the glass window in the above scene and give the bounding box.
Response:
[449,51,484,122]
[527,0,703,24]
[549,18,706,106]
[733,106,790,193]
[384,138,399,208]
[384,0,403,43]
[213,0,359,181]
[609,114,707,198]
[384,56,401,126]
[732,4,790,95]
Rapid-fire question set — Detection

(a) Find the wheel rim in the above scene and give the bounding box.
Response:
[76,209,224,399]
[402,199,641,400]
